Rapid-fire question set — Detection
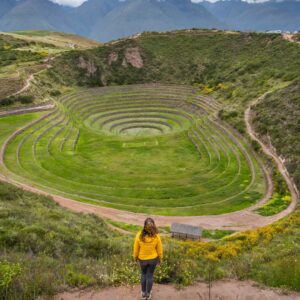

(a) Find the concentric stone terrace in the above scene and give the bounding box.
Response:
[3,84,267,216]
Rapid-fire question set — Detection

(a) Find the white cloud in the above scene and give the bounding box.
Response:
[50,0,88,7]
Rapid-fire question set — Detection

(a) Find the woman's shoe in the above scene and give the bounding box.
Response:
[141,292,147,300]
[146,291,152,300]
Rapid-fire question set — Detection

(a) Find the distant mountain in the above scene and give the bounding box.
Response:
[70,0,120,36]
[0,0,17,18]
[202,0,300,32]
[0,0,75,33]
[0,0,300,42]
[90,0,222,41]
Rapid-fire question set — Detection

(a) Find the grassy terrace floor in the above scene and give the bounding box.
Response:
[2,84,266,215]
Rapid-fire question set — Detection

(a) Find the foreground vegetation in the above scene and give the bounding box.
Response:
[1,180,300,299]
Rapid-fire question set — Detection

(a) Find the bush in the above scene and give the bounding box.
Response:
[0,261,22,298]
[65,270,95,288]
[0,97,14,106]
[49,90,61,97]
[0,95,34,106]
[18,95,34,104]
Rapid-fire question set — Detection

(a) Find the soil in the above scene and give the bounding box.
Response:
[54,280,300,300]
[124,47,144,69]
[283,34,300,44]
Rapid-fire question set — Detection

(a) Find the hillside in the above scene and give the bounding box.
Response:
[1,172,300,298]
[49,30,300,90]
[48,30,300,118]
[0,33,46,100]
[0,31,99,107]
[252,81,300,189]
[46,30,300,189]
[4,30,100,49]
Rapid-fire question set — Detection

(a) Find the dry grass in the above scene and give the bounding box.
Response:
[0,30,101,50]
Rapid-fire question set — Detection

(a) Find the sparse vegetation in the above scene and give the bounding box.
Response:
[0,35,45,68]
[256,169,292,216]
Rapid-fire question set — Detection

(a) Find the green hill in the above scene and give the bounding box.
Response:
[50,30,300,90]
[0,31,99,105]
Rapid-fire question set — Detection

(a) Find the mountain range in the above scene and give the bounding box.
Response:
[0,0,299,42]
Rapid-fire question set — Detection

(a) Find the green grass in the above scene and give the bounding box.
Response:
[13,30,56,37]
[256,193,291,216]
[106,219,170,234]
[2,84,266,216]
[0,112,43,142]
[106,219,142,233]
[202,229,236,240]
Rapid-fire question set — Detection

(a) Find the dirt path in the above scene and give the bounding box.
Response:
[0,92,297,231]
[0,103,55,117]
[54,280,300,300]
[8,61,53,98]
[245,93,298,210]
[12,74,34,96]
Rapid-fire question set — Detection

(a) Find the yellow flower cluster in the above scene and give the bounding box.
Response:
[180,210,299,264]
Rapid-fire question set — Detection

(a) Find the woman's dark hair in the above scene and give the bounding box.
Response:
[140,218,158,241]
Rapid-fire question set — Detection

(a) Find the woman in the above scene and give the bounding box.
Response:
[133,218,163,300]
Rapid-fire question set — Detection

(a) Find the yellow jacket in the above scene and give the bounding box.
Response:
[133,231,163,261]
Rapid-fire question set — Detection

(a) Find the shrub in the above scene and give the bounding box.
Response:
[49,90,61,97]
[65,270,95,288]
[0,261,22,298]
[18,95,34,104]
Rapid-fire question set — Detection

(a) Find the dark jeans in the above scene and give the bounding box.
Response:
[139,257,159,294]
